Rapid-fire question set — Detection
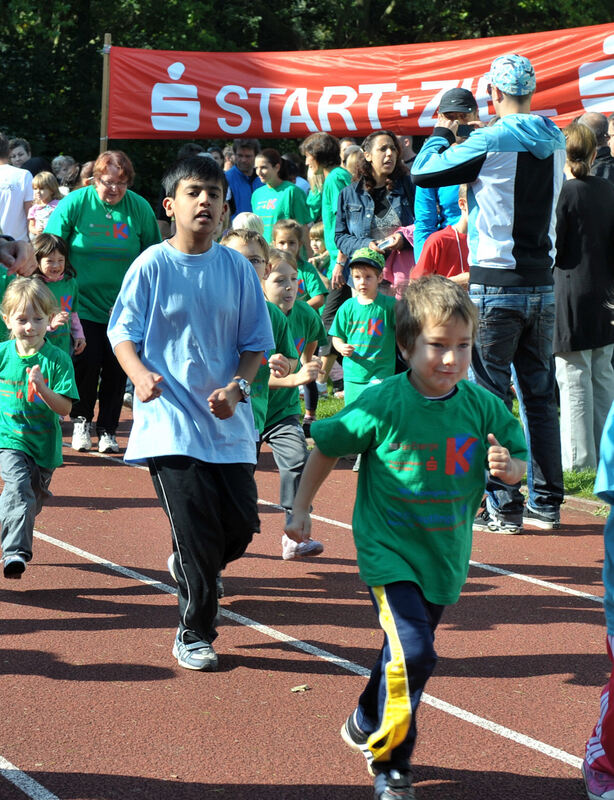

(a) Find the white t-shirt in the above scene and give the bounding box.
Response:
[0,164,33,241]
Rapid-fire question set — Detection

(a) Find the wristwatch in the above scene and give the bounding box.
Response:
[233,377,251,402]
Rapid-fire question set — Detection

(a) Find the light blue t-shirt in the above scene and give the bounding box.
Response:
[108,240,275,465]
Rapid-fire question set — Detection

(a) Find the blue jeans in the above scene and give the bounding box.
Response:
[469,284,564,520]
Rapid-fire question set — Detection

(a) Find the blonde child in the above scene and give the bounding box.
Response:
[272,219,328,312]
[32,234,86,356]
[0,278,79,579]
[28,172,62,241]
[232,212,265,235]
[286,275,527,799]
[262,248,327,559]
[273,219,329,428]
[308,220,331,286]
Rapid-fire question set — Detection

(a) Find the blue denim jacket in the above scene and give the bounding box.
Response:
[334,176,415,279]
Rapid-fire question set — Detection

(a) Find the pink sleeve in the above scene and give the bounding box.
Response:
[70,312,84,340]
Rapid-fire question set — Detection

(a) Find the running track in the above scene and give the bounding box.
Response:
[0,412,609,799]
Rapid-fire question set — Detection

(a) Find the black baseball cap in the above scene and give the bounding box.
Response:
[438,88,478,114]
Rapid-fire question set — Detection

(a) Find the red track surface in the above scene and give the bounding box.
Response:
[0,411,609,799]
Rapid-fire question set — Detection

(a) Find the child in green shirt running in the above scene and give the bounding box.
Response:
[32,233,86,356]
[286,275,527,800]
[263,247,327,560]
[272,218,328,312]
[0,277,79,579]
[329,247,397,408]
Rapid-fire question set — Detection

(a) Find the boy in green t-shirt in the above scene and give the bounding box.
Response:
[329,247,397,407]
[262,248,328,560]
[219,228,297,436]
[0,278,79,579]
[286,275,527,800]
[272,219,328,312]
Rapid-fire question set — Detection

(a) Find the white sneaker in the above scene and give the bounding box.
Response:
[282,533,324,560]
[71,417,92,452]
[98,432,119,453]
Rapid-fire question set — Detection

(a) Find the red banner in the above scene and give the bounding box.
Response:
[108,23,614,140]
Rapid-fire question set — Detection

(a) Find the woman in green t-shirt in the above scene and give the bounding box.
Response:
[45,150,161,455]
[251,148,311,245]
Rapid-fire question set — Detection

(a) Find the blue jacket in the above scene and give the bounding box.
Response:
[413,184,461,260]
[411,114,566,287]
[335,176,414,278]
[225,165,263,218]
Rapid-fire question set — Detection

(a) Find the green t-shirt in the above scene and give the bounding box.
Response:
[322,166,352,263]
[265,300,327,429]
[251,181,311,243]
[0,339,79,469]
[311,375,527,604]
[44,276,80,355]
[251,301,298,434]
[45,185,161,323]
[297,258,328,304]
[329,293,397,385]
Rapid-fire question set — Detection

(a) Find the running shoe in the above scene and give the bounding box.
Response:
[582,761,614,800]
[473,507,523,535]
[282,534,324,560]
[172,630,218,671]
[373,768,416,800]
[523,504,560,530]
[98,432,120,454]
[3,554,26,579]
[71,417,92,452]
[340,711,374,775]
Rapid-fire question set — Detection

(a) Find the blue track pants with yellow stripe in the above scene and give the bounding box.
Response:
[355,581,444,769]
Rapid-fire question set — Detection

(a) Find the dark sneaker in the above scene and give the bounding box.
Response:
[473,507,523,535]
[340,711,374,776]
[373,768,416,800]
[172,630,218,671]
[523,504,560,531]
[3,555,26,579]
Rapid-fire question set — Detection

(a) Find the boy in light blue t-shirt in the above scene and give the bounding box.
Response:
[108,157,274,673]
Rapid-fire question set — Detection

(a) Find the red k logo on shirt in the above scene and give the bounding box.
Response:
[445,435,478,475]
[61,295,73,312]
[113,222,130,240]
[368,317,383,336]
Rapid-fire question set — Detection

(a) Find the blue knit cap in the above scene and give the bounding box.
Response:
[486,54,536,96]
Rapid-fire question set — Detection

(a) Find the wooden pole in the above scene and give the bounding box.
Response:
[99,33,112,154]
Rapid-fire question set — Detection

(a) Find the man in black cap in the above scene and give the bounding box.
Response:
[413,88,479,259]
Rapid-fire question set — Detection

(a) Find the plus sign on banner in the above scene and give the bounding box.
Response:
[107,22,614,139]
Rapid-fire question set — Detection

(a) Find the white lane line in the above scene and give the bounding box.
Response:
[470,560,603,604]
[259,498,604,605]
[26,528,583,771]
[0,756,61,800]
[70,449,605,605]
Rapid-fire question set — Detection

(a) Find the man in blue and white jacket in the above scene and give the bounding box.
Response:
[412,53,566,534]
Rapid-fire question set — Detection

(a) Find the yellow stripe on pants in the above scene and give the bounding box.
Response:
[366,585,411,762]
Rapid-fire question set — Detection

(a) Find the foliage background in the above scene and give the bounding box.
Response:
[1,0,611,202]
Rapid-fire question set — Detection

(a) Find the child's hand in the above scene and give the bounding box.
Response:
[487,434,514,481]
[134,370,163,403]
[73,338,86,355]
[49,311,70,331]
[269,353,291,379]
[295,361,320,386]
[285,510,311,543]
[26,365,45,394]
[337,343,355,358]
[208,382,240,419]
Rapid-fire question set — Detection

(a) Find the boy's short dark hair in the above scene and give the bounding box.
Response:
[162,156,228,199]
[0,134,10,160]
[396,275,478,355]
